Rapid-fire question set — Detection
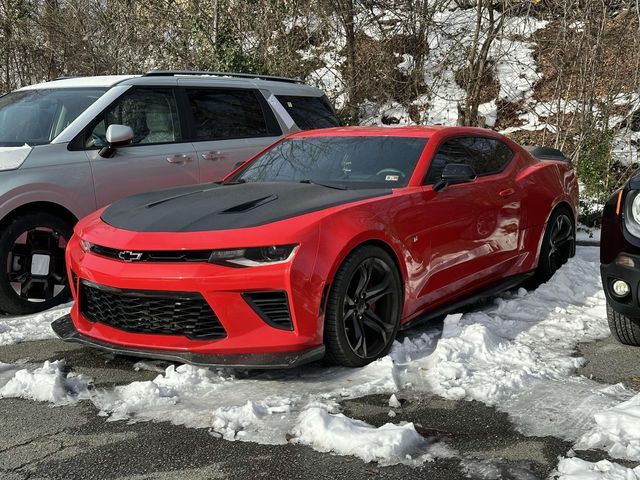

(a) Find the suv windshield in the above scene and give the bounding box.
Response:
[0,88,106,146]
[234,136,427,188]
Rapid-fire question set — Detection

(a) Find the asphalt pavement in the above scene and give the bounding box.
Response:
[0,334,638,479]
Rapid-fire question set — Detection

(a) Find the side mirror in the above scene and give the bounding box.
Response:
[434,163,477,192]
[99,124,134,158]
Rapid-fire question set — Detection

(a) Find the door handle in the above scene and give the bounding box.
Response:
[499,188,515,198]
[202,151,227,161]
[166,154,191,164]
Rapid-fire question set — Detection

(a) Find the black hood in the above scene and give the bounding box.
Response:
[100,182,391,232]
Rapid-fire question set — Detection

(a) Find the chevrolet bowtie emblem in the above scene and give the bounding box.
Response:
[118,250,144,262]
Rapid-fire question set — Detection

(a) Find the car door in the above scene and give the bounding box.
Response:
[180,86,283,183]
[417,136,520,307]
[84,87,199,208]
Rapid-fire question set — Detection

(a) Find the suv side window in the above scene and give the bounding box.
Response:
[86,88,181,148]
[185,88,270,140]
[276,95,340,130]
[424,136,513,184]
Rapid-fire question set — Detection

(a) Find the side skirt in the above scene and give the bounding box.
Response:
[400,271,534,331]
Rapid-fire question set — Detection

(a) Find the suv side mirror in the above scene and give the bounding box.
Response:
[99,124,134,158]
[434,163,477,192]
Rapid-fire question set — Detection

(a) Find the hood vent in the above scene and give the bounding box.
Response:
[221,194,278,214]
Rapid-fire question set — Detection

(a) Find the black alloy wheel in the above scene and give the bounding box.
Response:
[324,245,402,367]
[534,207,576,284]
[0,212,73,315]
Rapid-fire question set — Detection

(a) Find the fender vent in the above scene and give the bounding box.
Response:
[242,291,293,330]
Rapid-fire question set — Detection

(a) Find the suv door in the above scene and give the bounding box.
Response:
[84,87,199,207]
[182,87,283,183]
[419,136,520,305]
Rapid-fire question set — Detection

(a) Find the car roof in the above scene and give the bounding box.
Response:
[288,125,502,139]
[18,75,138,90]
[17,73,324,96]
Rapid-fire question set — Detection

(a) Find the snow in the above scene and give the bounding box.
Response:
[577,393,640,461]
[0,303,70,346]
[290,407,448,465]
[555,458,640,480]
[0,360,89,404]
[1,247,638,471]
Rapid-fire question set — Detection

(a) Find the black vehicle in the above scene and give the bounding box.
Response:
[601,175,640,345]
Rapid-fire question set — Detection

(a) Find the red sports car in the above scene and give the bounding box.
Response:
[53,126,578,368]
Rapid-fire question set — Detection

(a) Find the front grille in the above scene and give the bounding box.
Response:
[80,281,226,340]
[90,244,212,263]
[243,291,293,330]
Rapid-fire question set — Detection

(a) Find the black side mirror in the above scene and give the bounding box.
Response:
[433,163,477,192]
[99,124,134,158]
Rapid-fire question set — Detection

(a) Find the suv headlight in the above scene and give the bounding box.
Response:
[0,144,32,171]
[625,190,640,237]
[208,245,298,267]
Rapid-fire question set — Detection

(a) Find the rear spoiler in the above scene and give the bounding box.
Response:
[524,146,570,164]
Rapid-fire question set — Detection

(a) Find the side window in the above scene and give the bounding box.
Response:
[424,138,469,184]
[276,95,340,130]
[86,88,181,148]
[472,138,513,175]
[424,136,513,184]
[185,88,269,140]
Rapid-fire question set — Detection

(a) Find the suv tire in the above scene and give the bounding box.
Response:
[0,212,73,315]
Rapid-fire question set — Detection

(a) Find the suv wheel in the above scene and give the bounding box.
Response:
[324,245,402,367]
[0,212,73,315]
[607,302,640,346]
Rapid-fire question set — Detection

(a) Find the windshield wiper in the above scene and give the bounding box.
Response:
[299,179,348,190]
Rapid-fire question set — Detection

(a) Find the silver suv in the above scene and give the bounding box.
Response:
[0,70,339,314]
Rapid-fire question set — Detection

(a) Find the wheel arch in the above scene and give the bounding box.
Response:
[0,201,79,231]
[325,236,406,296]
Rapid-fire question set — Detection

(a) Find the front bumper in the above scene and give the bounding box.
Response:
[601,253,640,318]
[52,314,325,368]
[64,226,326,364]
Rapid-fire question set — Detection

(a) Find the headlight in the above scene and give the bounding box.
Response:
[208,244,298,267]
[79,239,94,252]
[625,190,640,237]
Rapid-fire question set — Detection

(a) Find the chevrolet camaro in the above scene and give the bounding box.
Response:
[53,126,578,368]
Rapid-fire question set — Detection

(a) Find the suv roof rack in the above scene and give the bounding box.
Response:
[143,70,303,84]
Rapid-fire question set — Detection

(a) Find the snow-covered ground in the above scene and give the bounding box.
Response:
[0,247,638,476]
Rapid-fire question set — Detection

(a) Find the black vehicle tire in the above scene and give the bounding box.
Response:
[324,245,403,367]
[533,206,576,284]
[607,302,640,346]
[0,211,73,315]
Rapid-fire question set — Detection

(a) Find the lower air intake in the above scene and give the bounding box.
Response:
[243,291,293,330]
[80,280,226,340]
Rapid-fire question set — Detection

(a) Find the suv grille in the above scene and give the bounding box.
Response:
[80,281,226,340]
[242,291,293,330]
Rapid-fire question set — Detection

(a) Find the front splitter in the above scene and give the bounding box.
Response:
[51,314,325,369]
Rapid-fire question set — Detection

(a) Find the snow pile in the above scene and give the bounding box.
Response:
[93,357,400,445]
[0,303,70,345]
[290,407,443,465]
[555,457,640,480]
[393,248,633,441]
[577,392,640,461]
[0,360,89,404]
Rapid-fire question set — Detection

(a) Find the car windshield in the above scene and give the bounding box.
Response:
[0,88,107,147]
[234,136,428,188]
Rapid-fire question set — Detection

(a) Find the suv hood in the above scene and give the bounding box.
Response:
[101,182,391,233]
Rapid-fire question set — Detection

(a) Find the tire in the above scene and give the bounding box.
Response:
[0,211,73,315]
[533,206,576,284]
[607,302,640,346]
[324,245,403,367]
